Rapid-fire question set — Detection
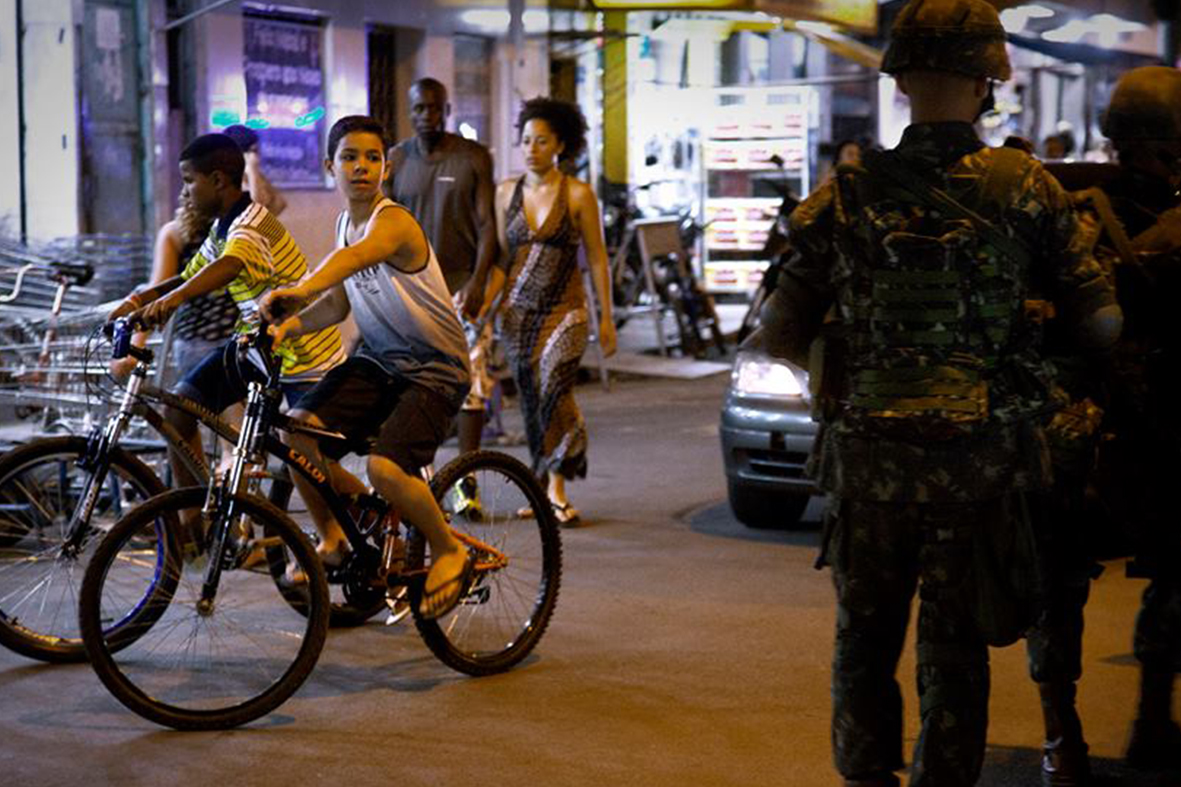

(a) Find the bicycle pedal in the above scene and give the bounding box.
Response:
[384,587,411,626]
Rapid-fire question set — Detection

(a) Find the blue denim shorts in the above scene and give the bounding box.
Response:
[173,338,312,414]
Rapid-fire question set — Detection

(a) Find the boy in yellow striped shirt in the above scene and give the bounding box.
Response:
[109,133,344,488]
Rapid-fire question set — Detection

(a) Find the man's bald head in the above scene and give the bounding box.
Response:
[409,78,449,143]
[410,78,448,104]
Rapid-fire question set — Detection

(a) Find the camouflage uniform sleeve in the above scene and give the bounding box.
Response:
[758,183,838,366]
[1027,162,1119,338]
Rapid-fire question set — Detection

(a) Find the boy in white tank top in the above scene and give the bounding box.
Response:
[261,116,472,620]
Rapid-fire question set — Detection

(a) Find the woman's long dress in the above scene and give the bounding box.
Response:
[501,174,589,480]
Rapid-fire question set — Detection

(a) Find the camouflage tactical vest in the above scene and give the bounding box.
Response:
[828,147,1046,441]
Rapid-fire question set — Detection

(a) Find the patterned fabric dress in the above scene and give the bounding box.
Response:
[501,175,589,480]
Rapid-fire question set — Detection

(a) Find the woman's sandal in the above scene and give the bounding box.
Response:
[516,501,580,526]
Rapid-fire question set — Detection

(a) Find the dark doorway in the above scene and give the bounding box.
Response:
[368,26,399,149]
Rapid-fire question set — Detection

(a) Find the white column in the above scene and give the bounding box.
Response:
[326,8,368,121]
[417,34,455,105]
[0,0,21,236]
[196,9,245,134]
[22,0,80,240]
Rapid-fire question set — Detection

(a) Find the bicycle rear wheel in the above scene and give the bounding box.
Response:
[0,436,167,662]
[79,487,329,730]
[409,450,562,676]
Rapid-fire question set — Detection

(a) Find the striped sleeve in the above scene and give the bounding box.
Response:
[181,237,216,280]
[223,226,272,290]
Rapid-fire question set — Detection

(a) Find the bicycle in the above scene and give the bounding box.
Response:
[79,320,562,730]
[0,320,240,663]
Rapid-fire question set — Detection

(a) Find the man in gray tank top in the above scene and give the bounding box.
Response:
[386,77,498,466]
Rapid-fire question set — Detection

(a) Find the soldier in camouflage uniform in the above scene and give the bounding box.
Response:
[1023,335,1105,787]
[1084,65,1181,773]
[1019,66,1181,787]
[758,2,1121,785]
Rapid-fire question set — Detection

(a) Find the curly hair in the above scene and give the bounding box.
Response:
[173,191,215,247]
[516,97,588,164]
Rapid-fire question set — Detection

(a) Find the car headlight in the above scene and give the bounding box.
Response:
[731,353,804,398]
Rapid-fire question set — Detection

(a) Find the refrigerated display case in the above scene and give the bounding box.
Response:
[701,86,812,294]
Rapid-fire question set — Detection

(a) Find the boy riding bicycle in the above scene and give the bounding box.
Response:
[261,115,473,620]
[109,133,345,490]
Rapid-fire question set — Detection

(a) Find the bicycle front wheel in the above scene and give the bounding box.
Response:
[0,436,167,662]
[79,487,329,730]
[410,450,562,676]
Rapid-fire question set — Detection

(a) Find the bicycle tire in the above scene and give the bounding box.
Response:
[408,450,562,676]
[80,487,330,731]
[0,436,169,662]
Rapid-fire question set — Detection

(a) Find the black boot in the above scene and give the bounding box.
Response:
[1126,666,1181,771]
[1038,681,1090,786]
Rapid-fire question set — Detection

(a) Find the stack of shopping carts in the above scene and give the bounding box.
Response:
[0,234,153,437]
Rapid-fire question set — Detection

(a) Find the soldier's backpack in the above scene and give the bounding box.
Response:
[825,146,1051,442]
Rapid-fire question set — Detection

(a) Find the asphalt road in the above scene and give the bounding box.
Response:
[0,372,1176,787]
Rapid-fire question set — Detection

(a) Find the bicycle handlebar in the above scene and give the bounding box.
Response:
[235,320,283,389]
[105,317,151,362]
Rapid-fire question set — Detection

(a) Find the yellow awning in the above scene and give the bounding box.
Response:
[589,1,878,35]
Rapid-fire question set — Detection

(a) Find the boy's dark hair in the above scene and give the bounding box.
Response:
[222,124,260,153]
[179,133,246,188]
[327,115,387,159]
[516,97,588,163]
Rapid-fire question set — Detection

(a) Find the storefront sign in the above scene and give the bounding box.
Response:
[590,0,877,33]
[242,15,326,187]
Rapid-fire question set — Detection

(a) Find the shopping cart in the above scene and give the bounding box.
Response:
[0,234,158,440]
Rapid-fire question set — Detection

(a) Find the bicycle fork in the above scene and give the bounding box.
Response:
[196,380,273,613]
[61,366,146,558]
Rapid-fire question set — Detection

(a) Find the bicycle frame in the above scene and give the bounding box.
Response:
[190,327,507,606]
[57,330,239,557]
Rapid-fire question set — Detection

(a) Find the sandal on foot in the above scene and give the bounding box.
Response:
[285,543,350,585]
[553,502,581,527]
[518,502,581,525]
[418,548,475,620]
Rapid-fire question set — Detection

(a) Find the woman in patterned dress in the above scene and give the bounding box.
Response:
[481,98,616,525]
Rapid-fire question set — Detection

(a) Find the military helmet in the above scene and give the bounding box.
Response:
[1102,66,1181,142]
[881,0,1011,81]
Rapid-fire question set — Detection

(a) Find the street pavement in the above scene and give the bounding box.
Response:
[0,371,1176,787]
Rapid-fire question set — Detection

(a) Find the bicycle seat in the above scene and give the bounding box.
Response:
[50,261,95,286]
